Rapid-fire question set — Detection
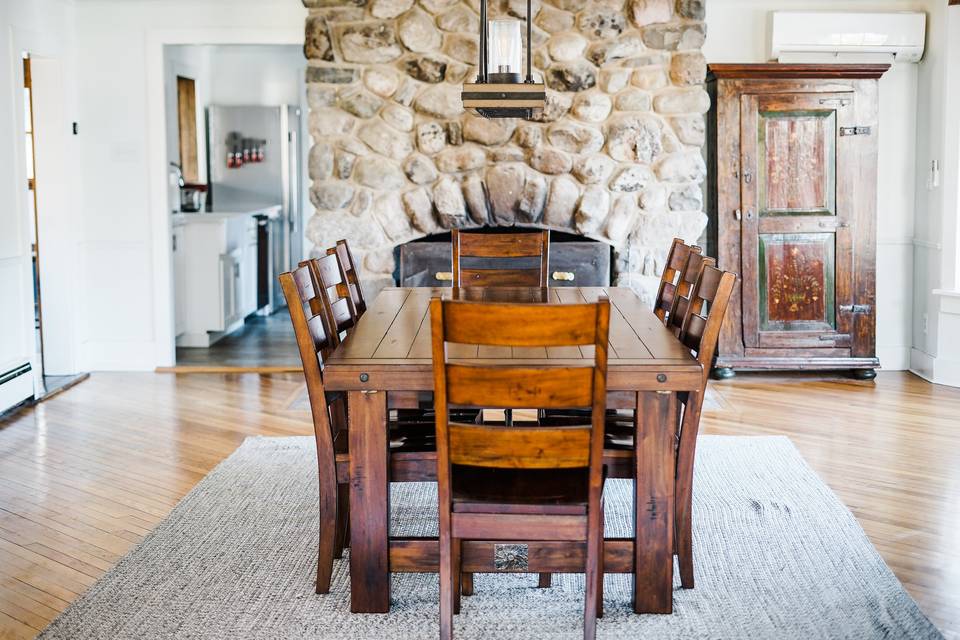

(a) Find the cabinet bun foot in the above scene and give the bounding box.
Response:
[711,367,736,380]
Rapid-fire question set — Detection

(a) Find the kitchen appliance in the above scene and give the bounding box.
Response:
[179,185,205,212]
[207,105,304,312]
[169,162,207,213]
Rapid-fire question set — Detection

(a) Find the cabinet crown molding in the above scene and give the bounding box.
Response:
[708,63,890,80]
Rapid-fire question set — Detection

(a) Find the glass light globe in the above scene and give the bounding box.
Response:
[488,19,523,80]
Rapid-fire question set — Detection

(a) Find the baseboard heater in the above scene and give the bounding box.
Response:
[0,361,34,415]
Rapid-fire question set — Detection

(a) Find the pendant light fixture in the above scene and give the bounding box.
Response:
[461,0,546,119]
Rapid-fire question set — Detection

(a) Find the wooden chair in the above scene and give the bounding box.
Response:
[654,239,700,324]
[667,251,716,337]
[279,265,435,594]
[301,254,358,340]
[674,265,736,589]
[328,239,367,317]
[451,229,550,288]
[323,241,430,412]
[431,296,610,640]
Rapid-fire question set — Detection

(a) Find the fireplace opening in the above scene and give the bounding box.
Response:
[395,229,612,288]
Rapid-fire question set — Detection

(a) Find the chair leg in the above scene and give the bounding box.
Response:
[596,524,604,619]
[333,482,349,559]
[440,531,454,640]
[583,518,601,640]
[453,539,462,615]
[316,483,337,594]
[461,572,474,596]
[676,476,694,589]
[676,392,702,590]
[538,573,552,588]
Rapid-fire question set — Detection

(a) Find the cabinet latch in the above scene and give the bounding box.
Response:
[839,304,871,314]
[840,126,871,136]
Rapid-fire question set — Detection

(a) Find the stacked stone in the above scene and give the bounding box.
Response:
[303,0,709,303]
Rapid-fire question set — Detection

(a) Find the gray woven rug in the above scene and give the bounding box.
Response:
[39,436,942,639]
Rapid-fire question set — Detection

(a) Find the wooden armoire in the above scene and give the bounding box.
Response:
[706,64,889,379]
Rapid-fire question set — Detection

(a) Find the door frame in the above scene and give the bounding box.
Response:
[144,28,302,367]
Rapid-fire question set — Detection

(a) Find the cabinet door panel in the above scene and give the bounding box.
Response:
[741,92,855,350]
[758,111,836,216]
[759,233,834,331]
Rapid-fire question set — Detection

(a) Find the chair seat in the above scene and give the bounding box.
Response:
[451,466,589,515]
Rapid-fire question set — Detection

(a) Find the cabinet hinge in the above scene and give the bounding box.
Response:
[839,304,871,314]
[840,126,871,137]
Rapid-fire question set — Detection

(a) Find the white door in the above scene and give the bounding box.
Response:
[30,56,78,375]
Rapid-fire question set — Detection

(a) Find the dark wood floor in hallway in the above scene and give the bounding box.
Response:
[173,309,300,371]
[0,371,956,639]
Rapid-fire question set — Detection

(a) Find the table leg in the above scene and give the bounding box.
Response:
[349,389,390,613]
[633,390,676,614]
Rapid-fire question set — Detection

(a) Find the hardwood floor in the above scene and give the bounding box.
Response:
[0,371,956,638]
[173,308,301,371]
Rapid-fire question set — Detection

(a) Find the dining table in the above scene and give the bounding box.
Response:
[321,286,704,615]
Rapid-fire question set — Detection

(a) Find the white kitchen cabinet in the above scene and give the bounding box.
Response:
[173,225,187,337]
[241,223,259,317]
[174,209,276,348]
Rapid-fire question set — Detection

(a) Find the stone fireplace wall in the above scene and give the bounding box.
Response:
[302,0,708,302]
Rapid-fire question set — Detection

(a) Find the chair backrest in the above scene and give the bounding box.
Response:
[668,251,716,335]
[679,265,736,389]
[278,266,338,463]
[654,239,699,323]
[302,254,358,338]
[328,239,367,317]
[431,296,609,484]
[451,229,550,287]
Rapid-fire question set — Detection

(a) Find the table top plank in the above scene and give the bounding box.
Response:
[578,287,653,359]
[448,342,479,359]
[372,289,432,359]
[513,346,548,358]
[477,345,512,358]
[335,288,411,360]
[605,288,693,361]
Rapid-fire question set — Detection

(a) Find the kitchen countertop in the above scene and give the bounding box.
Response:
[172,202,281,226]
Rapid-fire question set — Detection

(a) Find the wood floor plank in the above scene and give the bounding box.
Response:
[0,610,37,640]
[0,370,956,638]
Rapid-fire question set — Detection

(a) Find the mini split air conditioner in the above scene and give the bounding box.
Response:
[771,12,926,64]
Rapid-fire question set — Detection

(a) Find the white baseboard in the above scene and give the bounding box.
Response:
[79,341,156,372]
[876,346,910,371]
[910,348,960,387]
[0,361,34,413]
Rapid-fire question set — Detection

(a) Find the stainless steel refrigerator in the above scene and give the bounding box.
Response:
[207,105,303,313]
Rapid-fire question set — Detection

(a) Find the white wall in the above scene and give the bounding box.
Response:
[206,44,306,106]
[73,0,305,370]
[0,0,80,387]
[704,0,932,371]
[910,2,960,386]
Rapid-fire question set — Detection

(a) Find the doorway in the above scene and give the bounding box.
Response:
[162,44,308,372]
[21,54,88,398]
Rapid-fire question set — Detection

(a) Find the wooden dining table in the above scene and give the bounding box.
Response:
[322,286,703,615]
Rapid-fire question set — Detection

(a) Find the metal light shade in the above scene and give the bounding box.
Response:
[460,0,545,118]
